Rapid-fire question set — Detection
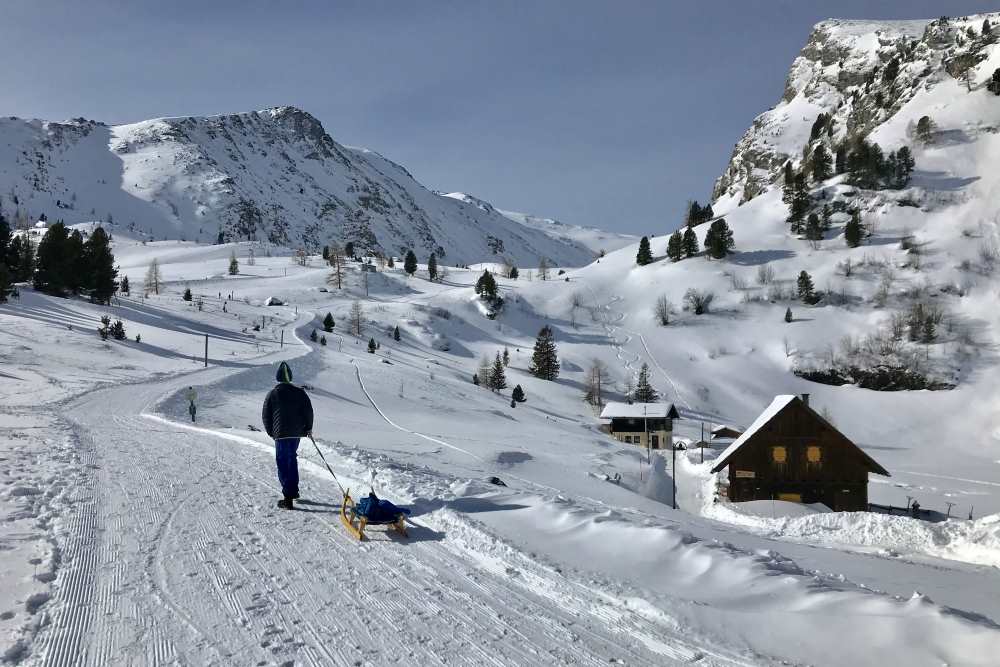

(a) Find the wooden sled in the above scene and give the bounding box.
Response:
[340,489,409,541]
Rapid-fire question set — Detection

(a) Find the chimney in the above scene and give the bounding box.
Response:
[800,393,810,407]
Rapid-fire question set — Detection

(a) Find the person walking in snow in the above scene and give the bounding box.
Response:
[186,386,197,423]
[261,361,314,510]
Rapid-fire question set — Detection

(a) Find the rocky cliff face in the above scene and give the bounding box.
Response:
[0,107,595,266]
[712,13,1000,207]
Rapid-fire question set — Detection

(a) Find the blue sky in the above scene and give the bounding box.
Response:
[2,1,996,234]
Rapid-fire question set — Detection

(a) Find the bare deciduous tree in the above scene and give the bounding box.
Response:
[328,243,344,289]
[584,359,612,407]
[144,258,162,295]
[654,295,673,326]
[349,300,364,336]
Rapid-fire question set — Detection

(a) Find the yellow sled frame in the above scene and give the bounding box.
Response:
[340,490,408,541]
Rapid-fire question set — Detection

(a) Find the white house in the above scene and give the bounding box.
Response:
[599,402,679,450]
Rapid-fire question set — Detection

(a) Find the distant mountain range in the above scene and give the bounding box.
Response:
[0,107,596,266]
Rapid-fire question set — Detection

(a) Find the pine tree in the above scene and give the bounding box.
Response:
[666,230,683,262]
[33,222,71,296]
[916,116,935,144]
[508,266,519,280]
[0,214,9,269]
[988,68,1000,95]
[183,287,193,301]
[475,269,498,301]
[310,329,318,342]
[14,235,35,282]
[403,250,418,276]
[120,275,130,295]
[345,241,355,258]
[785,307,793,323]
[636,236,653,265]
[797,271,816,304]
[393,325,401,341]
[0,264,10,303]
[805,213,823,242]
[84,227,118,303]
[787,172,810,234]
[473,373,480,386]
[512,384,525,402]
[835,145,847,175]
[894,146,915,188]
[427,253,438,281]
[634,363,659,403]
[810,144,832,183]
[781,161,795,204]
[323,312,335,332]
[682,227,698,258]
[921,316,936,344]
[367,337,377,353]
[502,347,510,366]
[529,325,560,380]
[489,352,507,391]
[322,245,329,261]
[320,335,327,346]
[821,204,833,231]
[1,217,18,302]
[64,229,85,295]
[703,218,734,259]
[228,251,239,275]
[844,210,864,248]
[685,200,703,227]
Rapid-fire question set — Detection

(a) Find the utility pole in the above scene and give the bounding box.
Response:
[204,334,208,367]
[644,405,650,465]
[280,330,284,349]
[671,422,677,509]
[701,422,705,464]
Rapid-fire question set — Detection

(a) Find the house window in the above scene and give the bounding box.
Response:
[650,434,659,449]
[771,446,787,464]
[806,446,822,464]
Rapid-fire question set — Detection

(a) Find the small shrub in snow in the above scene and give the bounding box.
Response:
[367,338,377,353]
[785,307,793,323]
[183,287,192,301]
[109,319,126,340]
[310,329,318,342]
[755,263,774,285]
[320,336,327,346]
[683,288,714,315]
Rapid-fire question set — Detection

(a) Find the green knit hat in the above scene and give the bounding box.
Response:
[276,361,293,383]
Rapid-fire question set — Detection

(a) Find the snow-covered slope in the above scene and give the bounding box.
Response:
[0,107,595,266]
[439,191,634,255]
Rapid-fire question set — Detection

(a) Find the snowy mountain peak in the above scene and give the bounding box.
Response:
[0,108,595,265]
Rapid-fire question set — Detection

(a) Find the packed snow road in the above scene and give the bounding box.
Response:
[29,326,751,666]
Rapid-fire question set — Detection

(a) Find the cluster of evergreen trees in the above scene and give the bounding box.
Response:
[666,227,699,262]
[685,201,714,226]
[0,218,118,303]
[475,269,499,302]
[843,140,914,190]
[988,68,1000,95]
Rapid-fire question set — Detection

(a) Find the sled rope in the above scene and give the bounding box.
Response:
[308,435,347,497]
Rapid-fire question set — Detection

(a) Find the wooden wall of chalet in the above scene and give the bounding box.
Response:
[726,400,872,511]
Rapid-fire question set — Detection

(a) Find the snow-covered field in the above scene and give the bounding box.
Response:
[1,238,999,666]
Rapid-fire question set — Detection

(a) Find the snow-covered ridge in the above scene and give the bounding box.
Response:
[713,12,1000,206]
[0,107,595,266]
[440,191,636,254]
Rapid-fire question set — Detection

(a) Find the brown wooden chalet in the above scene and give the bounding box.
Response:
[711,394,889,511]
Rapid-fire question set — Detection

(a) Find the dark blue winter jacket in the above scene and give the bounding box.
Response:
[262,362,314,439]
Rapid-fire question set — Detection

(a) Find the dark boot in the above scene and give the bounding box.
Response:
[277,497,294,510]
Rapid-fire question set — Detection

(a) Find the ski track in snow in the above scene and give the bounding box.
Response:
[28,318,755,666]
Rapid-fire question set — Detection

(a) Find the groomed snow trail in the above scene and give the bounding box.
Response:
[30,332,755,666]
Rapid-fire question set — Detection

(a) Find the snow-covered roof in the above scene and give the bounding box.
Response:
[711,395,798,472]
[599,402,678,419]
[34,220,47,228]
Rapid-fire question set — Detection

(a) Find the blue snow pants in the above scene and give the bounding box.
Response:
[275,438,300,498]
